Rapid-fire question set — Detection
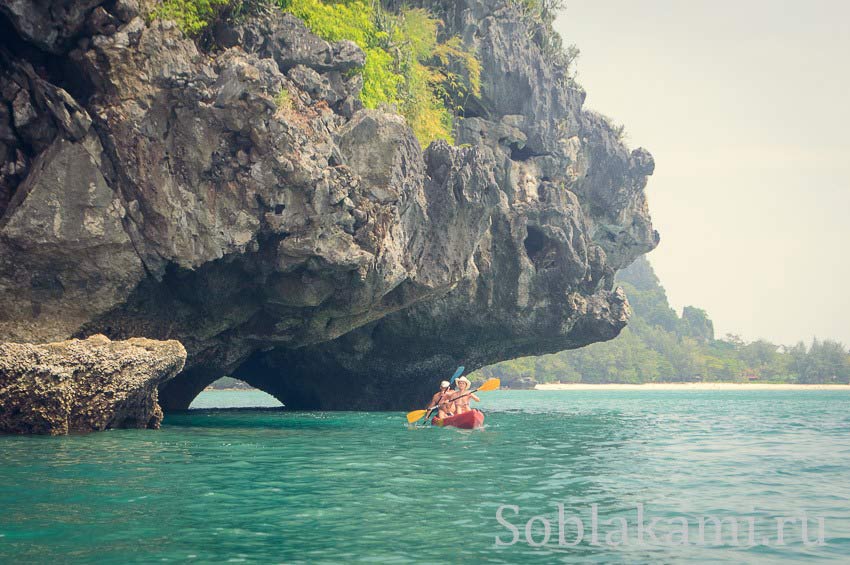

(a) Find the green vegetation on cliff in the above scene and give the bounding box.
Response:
[279,0,402,111]
[280,1,481,145]
[150,0,481,146]
[511,0,579,71]
[479,256,850,385]
[150,0,231,35]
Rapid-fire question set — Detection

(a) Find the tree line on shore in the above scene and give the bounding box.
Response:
[477,257,850,386]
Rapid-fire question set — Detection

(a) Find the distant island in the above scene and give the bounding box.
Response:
[477,256,850,387]
[206,377,256,391]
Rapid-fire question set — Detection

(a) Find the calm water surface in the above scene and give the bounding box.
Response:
[2,390,849,563]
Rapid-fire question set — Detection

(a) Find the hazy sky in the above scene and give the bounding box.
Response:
[555,0,850,346]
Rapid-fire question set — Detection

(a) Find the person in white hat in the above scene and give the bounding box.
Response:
[452,376,479,415]
[426,380,455,420]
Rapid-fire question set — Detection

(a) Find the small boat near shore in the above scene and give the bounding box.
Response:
[432,409,485,429]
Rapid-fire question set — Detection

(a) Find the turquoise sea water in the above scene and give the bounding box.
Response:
[189,389,284,409]
[2,390,850,563]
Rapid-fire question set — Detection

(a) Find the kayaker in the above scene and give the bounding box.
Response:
[452,376,480,414]
[428,380,455,419]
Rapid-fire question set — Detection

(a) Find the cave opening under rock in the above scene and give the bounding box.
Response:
[158,366,289,412]
[187,377,284,409]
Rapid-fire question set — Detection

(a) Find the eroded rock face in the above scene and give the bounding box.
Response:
[0,334,186,434]
[0,0,658,411]
[0,0,105,53]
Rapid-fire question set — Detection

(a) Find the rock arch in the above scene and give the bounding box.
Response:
[158,367,289,411]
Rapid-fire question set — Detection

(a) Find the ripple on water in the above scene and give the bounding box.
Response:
[1,390,850,563]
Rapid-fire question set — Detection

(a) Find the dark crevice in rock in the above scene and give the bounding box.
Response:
[523,224,545,258]
[82,105,158,279]
[0,12,94,104]
[509,141,550,161]
[523,225,560,271]
[0,39,94,221]
[457,96,489,121]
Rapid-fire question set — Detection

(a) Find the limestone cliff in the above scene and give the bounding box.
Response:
[0,0,658,411]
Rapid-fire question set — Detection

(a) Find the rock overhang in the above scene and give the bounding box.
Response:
[0,0,657,411]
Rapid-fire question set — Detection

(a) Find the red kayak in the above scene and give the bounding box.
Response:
[432,409,485,429]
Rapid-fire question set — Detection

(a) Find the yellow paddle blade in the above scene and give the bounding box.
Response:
[477,378,501,392]
[406,409,428,423]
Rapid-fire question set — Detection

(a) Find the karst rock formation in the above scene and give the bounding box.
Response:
[0,0,658,414]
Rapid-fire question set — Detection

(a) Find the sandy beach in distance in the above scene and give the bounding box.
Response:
[535,383,850,391]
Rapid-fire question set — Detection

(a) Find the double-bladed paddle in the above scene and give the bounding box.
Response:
[449,366,465,386]
[406,378,501,423]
